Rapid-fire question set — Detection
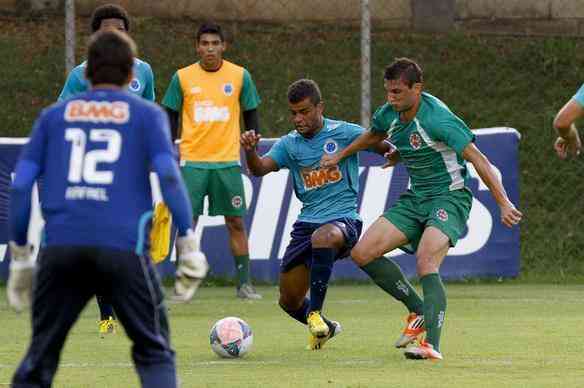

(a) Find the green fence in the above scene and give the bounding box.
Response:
[1,15,583,279]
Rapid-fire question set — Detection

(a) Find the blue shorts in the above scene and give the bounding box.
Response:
[280,217,363,273]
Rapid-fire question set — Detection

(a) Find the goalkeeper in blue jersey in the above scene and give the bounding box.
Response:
[58,3,156,335]
[241,79,396,350]
[7,30,207,388]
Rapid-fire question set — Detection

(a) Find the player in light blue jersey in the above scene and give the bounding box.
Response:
[57,4,155,335]
[58,4,155,102]
[241,79,392,350]
[7,30,207,387]
[552,83,583,159]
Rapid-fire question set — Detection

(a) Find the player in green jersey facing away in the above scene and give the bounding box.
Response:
[321,58,522,360]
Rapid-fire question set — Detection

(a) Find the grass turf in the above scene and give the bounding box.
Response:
[1,283,582,387]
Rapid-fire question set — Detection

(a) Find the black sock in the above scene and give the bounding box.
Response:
[279,298,309,324]
[309,248,335,312]
[97,295,115,320]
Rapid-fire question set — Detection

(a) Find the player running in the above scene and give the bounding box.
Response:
[321,58,522,360]
[241,79,393,350]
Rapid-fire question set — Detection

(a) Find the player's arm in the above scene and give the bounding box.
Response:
[161,72,183,142]
[146,111,192,235]
[240,69,261,134]
[165,107,180,142]
[462,143,522,228]
[7,113,48,312]
[240,131,278,176]
[147,108,208,286]
[320,130,387,167]
[143,63,156,102]
[243,109,260,134]
[553,98,583,159]
[58,68,86,101]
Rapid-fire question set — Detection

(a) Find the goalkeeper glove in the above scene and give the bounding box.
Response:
[7,242,35,312]
[173,229,209,302]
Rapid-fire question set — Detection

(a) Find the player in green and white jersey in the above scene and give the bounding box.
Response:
[321,58,522,360]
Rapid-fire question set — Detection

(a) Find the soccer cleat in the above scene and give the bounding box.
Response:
[307,311,330,338]
[394,313,425,348]
[404,341,443,361]
[99,316,117,336]
[307,320,342,350]
[236,283,262,300]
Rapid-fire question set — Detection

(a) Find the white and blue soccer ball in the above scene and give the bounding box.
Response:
[210,316,253,358]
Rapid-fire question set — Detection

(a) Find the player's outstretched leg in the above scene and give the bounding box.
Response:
[307,247,335,338]
[404,273,445,360]
[359,256,425,347]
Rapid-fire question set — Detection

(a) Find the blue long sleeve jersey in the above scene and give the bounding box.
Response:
[9,88,192,250]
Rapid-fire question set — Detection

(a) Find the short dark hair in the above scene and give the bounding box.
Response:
[86,30,136,86]
[384,58,423,87]
[90,4,130,33]
[196,22,224,42]
[287,79,322,105]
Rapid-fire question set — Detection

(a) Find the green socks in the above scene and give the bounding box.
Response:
[420,273,446,351]
[360,256,424,315]
[234,254,250,286]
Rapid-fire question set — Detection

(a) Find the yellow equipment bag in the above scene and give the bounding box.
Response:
[150,202,172,263]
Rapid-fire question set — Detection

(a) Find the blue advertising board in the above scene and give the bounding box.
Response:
[0,128,520,282]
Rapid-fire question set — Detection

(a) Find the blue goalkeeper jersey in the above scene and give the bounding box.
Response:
[19,89,173,251]
[58,58,155,101]
[266,118,364,223]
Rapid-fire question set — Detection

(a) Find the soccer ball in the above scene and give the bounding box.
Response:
[209,316,253,358]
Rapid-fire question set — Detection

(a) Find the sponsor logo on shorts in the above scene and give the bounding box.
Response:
[436,208,449,222]
[129,78,141,92]
[323,139,338,154]
[223,83,234,96]
[300,165,342,190]
[409,132,422,150]
[231,195,243,208]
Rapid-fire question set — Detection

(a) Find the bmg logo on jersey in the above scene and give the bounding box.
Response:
[194,101,230,123]
[300,165,342,190]
[65,100,130,124]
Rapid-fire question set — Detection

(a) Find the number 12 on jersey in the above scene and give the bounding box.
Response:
[65,128,121,185]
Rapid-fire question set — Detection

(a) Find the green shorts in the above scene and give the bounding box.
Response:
[180,165,246,217]
[383,188,473,253]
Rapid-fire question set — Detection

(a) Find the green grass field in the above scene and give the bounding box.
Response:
[1,283,582,387]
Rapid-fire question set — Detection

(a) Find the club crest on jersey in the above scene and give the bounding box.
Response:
[323,139,338,154]
[409,133,422,150]
[301,165,342,190]
[64,100,130,124]
[436,208,449,222]
[231,195,243,208]
[129,78,141,92]
[223,83,234,96]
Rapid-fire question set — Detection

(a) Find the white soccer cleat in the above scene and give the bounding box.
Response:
[404,341,443,361]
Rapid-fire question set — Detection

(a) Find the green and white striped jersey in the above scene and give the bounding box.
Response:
[371,92,475,197]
